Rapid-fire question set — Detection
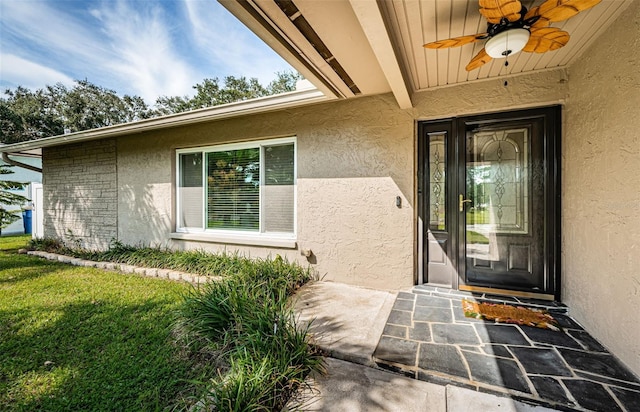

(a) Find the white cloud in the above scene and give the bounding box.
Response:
[0,54,74,90]
[184,1,293,85]
[0,1,108,69]
[0,0,295,103]
[88,0,197,101]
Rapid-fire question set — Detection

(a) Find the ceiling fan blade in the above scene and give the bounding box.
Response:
[479,0,523,24]
[424,33,488,49]
[466,48,492,71]
[523,28,570,53]
[537,0,601,23]
[524,6,551,28]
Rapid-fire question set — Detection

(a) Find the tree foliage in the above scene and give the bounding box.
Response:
[155,71,301,115]
[1,71,302,143]
[0,165,28,231]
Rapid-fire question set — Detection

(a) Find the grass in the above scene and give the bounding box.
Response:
[467,208,490,225]
[179,256,323,411]
[466,230,490,245]
[0,236,215,411]
[9,236,323,410]
[30,238,258,278]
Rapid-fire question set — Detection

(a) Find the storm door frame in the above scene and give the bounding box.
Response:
[417,106,562,300]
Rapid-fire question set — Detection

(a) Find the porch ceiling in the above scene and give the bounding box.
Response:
[220,0,633,108]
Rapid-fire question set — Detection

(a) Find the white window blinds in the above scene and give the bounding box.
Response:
[176,138,296,236]
[263,144,294,233]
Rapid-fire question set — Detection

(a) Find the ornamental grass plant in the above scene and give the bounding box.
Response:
[178,256,324,411]
[28,237,323,410]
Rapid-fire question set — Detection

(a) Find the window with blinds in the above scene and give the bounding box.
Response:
[178,152,203,228]
[176,138,296,236]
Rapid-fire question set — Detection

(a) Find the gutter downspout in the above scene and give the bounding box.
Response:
[1,152,43,173]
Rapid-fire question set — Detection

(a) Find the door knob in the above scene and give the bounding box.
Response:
[459,194,472,212]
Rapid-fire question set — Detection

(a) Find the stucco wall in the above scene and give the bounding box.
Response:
[114,68,568,291]
[42,139,117,249]
[563,0,640,376]
[117,94,415,290]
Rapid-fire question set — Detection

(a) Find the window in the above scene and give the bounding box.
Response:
[176,138,296,237]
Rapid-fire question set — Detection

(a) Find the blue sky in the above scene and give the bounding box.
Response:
[0,0,294,103]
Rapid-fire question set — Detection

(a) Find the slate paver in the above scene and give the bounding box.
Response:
[520,325,583,349]
[462,351,531,393]
[408,322,431,342]
[481,344,512,358]
[529,376,571,404]
[559,348,640,383]
[563,379,623,412]
[397,291,416,300]
[552,313,583,329]
[510,347,573,376]
[567,329,607,352]
[374,287,640,412]
[416,294,452,308]
[475,324,530,345]
[382,324,407,338]
[431,323,479,345]
[553,313,583,330]
[374,336,418,366]
[387,309,412,326]
[610,386,640,412]
[413,305,452,323]
[393,298,415,311]
[417,343,469,379]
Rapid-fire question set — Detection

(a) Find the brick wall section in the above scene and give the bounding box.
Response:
[42,138,117,250]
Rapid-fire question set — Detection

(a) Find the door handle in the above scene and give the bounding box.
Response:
[459,194,472,212]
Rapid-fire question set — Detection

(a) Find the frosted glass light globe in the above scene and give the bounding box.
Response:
[485,29,531,58]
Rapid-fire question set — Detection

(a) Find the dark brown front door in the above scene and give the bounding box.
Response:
[418,107,560,299]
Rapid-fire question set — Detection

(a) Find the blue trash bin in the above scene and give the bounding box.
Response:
[22,210,32,235]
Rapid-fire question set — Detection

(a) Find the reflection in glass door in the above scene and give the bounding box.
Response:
[463,124,545,291]
[419,107,560,298]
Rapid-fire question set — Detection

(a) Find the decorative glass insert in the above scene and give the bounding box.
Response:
[429,132,446,231]
[466,128,529,234]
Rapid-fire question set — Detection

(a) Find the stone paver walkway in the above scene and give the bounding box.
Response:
[373,285,640,412]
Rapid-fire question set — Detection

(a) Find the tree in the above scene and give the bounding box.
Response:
[47,80,155,133]
[266,70,302,95]
[0,165,28,234]
[1,80,155,143]
[0,86,64,143]
[155,71,302,115]
[1,71,303,142]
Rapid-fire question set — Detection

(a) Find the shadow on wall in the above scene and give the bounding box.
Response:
[45,185,116,250]
[118,184,171,247]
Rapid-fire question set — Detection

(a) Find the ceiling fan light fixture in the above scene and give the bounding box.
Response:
[485,28,531,58]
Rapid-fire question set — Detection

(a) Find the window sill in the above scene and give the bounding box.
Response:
[170,232,297,249]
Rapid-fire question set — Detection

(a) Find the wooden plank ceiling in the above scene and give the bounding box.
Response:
[380,0,632,91]
[222,0,633,105]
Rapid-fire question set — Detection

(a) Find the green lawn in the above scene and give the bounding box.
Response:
[0,236,210,411]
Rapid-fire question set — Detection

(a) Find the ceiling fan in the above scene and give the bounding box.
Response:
[423,0,601,71]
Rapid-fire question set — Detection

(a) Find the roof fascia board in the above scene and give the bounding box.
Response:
[348,0,412,109]
[0,88,327,152]
[219,0,350,99]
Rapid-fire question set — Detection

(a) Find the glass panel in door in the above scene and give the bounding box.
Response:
[464,125,545,290]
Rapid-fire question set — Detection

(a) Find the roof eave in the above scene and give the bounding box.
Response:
[0,87,328,153]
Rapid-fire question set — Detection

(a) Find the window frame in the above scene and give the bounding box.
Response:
[175,137,297,242]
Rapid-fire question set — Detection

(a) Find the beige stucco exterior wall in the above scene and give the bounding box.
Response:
[113,68,568,291]
[117,94,415,290]
[563,0,640,376]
